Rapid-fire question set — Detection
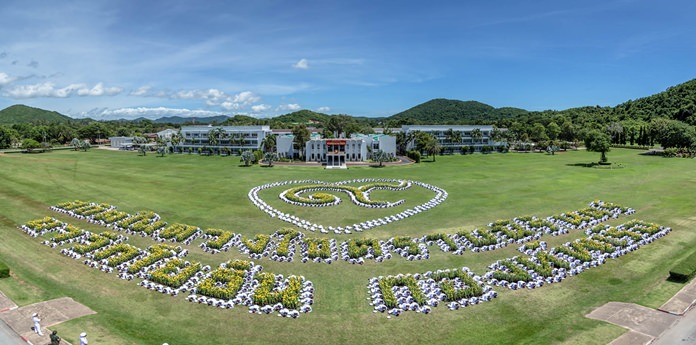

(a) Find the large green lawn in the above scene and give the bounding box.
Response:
[0,148,694,345]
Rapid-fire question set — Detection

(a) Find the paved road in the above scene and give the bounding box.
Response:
[652,306,696,345]
[0,319,25,345]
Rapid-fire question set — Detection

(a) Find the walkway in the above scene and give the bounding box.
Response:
[0,290,95,345]
[586,278,696,345]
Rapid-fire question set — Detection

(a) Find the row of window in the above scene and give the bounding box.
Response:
[310,153,362,161]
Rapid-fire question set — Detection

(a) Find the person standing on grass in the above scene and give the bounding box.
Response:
[31,312,43,336]
[79,332,88,345]
[50,330,61,345]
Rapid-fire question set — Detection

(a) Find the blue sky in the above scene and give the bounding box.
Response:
[1,0,695,120]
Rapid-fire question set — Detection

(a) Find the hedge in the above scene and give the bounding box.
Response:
[0,260,9,278]
[668,250,696,282]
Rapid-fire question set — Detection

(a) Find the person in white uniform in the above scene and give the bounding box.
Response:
[79,332,88,345]
[32,313,43,336]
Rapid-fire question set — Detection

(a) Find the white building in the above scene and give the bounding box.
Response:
[157,128,178,141]
[401,125,504,152]
[304,134,396,166]
[109,136,134,149]
[178,125,272,154]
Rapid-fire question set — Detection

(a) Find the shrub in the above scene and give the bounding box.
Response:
[669,250,696,282]
[406,150,421,163]
[0,260,9,278]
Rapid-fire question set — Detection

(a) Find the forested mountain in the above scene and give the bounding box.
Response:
[0,104,73,124]
[388,99,529,124]
[615,78,696,125]
[2,77,696,150]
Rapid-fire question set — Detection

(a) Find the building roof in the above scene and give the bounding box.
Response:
[180,125,270,131]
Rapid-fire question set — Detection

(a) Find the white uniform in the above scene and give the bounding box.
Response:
[32,314,43,336]
[79,332,88,345]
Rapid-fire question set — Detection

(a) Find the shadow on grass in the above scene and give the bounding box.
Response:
[566,162,625,169]
[260,165,275,168]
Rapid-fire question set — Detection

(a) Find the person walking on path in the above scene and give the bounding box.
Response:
[79,332,88,345]
[31,313,43,336]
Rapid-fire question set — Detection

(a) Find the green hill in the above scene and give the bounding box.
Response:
[273,110,330,125]
[614,78,696,125]
[0,104,73,124]
[388,99,528,124]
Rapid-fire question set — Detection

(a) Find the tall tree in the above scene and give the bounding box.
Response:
[292,124,311,160]
[423,134,441,161]
[584,129,611,163]
[546,122,561,141]
[470,128,483,146]
[261,135,276,153]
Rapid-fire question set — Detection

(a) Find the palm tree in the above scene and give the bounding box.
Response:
[372,150,390,167]
[240,150,254,166]
[169,131,182,153]
[261,135,276,153]
[395,132,407,155]
[70,138,82,151]
[292,124,310,160]
[262,152,278,167]
[445,128,462,154]
[230,132,243,153]
[424,135,441,161]
[471,128,483,151]
[207,128,221,155]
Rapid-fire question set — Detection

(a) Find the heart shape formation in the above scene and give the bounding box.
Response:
[248,179,448,234]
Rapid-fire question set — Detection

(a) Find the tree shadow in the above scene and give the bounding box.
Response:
[566,162,624,169]
[566,163,597,168]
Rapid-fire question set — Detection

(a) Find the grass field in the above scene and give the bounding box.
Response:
[0,148,694,345]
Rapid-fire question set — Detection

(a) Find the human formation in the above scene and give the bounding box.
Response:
[249,179,448,234]
[35,199,637,267]
[367,218,670,316]
[19,194,670,319]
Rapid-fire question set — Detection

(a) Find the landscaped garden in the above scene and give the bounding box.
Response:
[0,148,695,344]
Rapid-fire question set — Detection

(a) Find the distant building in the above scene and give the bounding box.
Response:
[178,125,272,153]
[109,136,134,149]
[401,125,504,152]
[157,128,178,141]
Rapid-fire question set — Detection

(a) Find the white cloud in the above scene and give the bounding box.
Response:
[4,81,122,98]
[76,82,122,96]
[277,103,301,112]
[129,86,261,111]
[129,86,152,96]
[316,106,331,113]
[251,104,271,113]
[0,72,17,86]
[293,58,309,69]
[82,106,227,120]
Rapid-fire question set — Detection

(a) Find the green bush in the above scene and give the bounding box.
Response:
[406,150,421,163]
[0,260,9,278]
[669,250,696,282]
